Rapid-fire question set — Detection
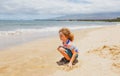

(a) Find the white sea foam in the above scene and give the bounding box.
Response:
[0,25,104,37]
[116,23,120,26]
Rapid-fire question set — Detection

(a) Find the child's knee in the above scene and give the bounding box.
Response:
[57,46,61,51]
[57,47,62,51]
[57,46,61,50]
[57,46,65,52]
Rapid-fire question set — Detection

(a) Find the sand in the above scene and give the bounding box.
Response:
[0,25,120,76]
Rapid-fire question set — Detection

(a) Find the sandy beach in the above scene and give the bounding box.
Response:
[0,25,120,76]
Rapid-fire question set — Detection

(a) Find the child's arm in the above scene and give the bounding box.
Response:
[69,50,77,64]
[64,42,78,65]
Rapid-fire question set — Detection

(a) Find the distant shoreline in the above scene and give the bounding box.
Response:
[0,17,120,22]
[34,17,120,22]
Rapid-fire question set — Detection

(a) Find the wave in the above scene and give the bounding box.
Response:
[0,25,103,37]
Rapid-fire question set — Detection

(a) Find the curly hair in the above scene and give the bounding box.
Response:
[59,28,74,41]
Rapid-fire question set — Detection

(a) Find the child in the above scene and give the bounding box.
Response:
[57,28,78,68]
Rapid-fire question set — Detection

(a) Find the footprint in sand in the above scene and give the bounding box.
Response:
[0,65,9,73]
[112,63,120,73]
[87,45,120,73]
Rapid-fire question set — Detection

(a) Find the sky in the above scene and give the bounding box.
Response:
[0,0,120,20]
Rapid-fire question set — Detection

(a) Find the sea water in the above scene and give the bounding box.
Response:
[0,20,118,50]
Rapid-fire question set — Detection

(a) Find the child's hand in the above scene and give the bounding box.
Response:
[68,62,73,68]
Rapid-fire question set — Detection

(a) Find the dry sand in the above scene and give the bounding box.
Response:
[0,25,120,76]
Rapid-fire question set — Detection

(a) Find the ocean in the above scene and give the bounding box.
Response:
[0,20,119,50]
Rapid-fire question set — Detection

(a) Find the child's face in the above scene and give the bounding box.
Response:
[59,32,67,41]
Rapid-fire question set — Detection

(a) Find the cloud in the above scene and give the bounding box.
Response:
[0,0,120,19]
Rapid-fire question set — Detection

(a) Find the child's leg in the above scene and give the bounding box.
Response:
[71,50,78,59]
[57,47,71,61]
